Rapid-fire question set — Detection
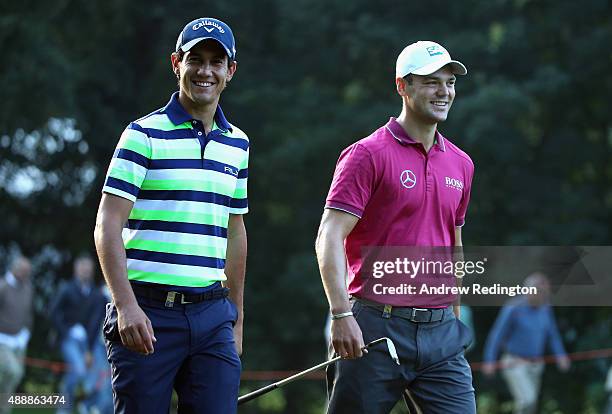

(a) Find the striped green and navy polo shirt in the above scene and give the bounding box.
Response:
[102,92,249,287]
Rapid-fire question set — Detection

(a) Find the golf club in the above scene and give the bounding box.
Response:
[238,337,400,405]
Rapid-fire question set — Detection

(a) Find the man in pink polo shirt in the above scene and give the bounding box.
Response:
[316,41,476,413]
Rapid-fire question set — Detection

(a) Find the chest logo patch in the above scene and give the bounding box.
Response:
[224,166,239,177]
[400,170,417,189]
[445,176,464,191]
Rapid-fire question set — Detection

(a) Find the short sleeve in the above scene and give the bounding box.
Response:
[325,143,375,218]
[229,147,249,215]
[102,123,152,202]
[455,162,474,227]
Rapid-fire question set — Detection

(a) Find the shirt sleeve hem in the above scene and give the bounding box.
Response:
[325,201,363,218]
[102,187,137,203]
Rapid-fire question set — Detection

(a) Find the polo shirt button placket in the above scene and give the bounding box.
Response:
[425,157,433,192]
[192,120,207,168]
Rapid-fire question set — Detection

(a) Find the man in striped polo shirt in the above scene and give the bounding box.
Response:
[94,17,248,414]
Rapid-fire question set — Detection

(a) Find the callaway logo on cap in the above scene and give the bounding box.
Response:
[396,41,467,78]
[176,17,237,61]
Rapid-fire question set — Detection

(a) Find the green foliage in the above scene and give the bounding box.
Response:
[257,391,286,412]
[1,0,611,412]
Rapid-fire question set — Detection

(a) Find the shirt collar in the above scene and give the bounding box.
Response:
[163,91,233,132]
[385,117,446,152]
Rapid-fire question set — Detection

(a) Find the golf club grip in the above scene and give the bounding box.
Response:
[238,383,278,405]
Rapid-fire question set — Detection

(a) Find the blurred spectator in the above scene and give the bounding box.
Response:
[483,272,570,414]
[50,255,106,413]
[0,255,33,414]
[82,285,113,414]
[605,365,612,414]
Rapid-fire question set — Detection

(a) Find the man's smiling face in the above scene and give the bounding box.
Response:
[404,66,456,124]
[173,39,236,109]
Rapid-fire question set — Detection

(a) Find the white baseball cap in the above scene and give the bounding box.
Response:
[396,41,467,78]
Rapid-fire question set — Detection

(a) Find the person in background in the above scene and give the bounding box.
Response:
[50,255,105,412]
[82,285,113,414]
[0,255,33,414]
[483,272,571,414]
[605,365,612,414]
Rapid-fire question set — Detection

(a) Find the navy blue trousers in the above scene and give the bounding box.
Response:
[326,300,475,414]
[103,293,240,414]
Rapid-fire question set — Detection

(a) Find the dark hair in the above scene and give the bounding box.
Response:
[173,50,185,85]
[403,74,414,85]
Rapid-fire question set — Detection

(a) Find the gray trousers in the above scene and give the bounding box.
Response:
[326,300,475,414]
[501,354,544,414]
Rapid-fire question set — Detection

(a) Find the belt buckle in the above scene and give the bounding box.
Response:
[165,291,192,306]
[180,294,192,304]
[411,308,429,322]
[165,291,177,308]
[382,304,392,319]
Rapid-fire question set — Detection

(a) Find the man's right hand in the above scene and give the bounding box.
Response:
[117,303,156,355]
[331,315,366,359]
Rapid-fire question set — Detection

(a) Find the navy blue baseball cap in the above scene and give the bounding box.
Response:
[175,17,236,61]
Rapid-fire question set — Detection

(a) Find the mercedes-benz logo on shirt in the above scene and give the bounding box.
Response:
[400,170,417,189]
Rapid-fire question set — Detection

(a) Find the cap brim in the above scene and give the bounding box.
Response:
[411,59,467,76]
[180,37,233,59]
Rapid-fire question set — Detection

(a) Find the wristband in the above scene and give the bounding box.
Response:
[331,311,354,320]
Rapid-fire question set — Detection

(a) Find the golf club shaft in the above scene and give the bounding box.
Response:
[237,383,279,405]
[238,338,385,405]
[238,355,342,405]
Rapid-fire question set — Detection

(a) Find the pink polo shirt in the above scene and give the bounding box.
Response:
[326,118,474,307]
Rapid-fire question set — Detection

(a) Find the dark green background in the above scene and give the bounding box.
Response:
[1,0,611,412]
